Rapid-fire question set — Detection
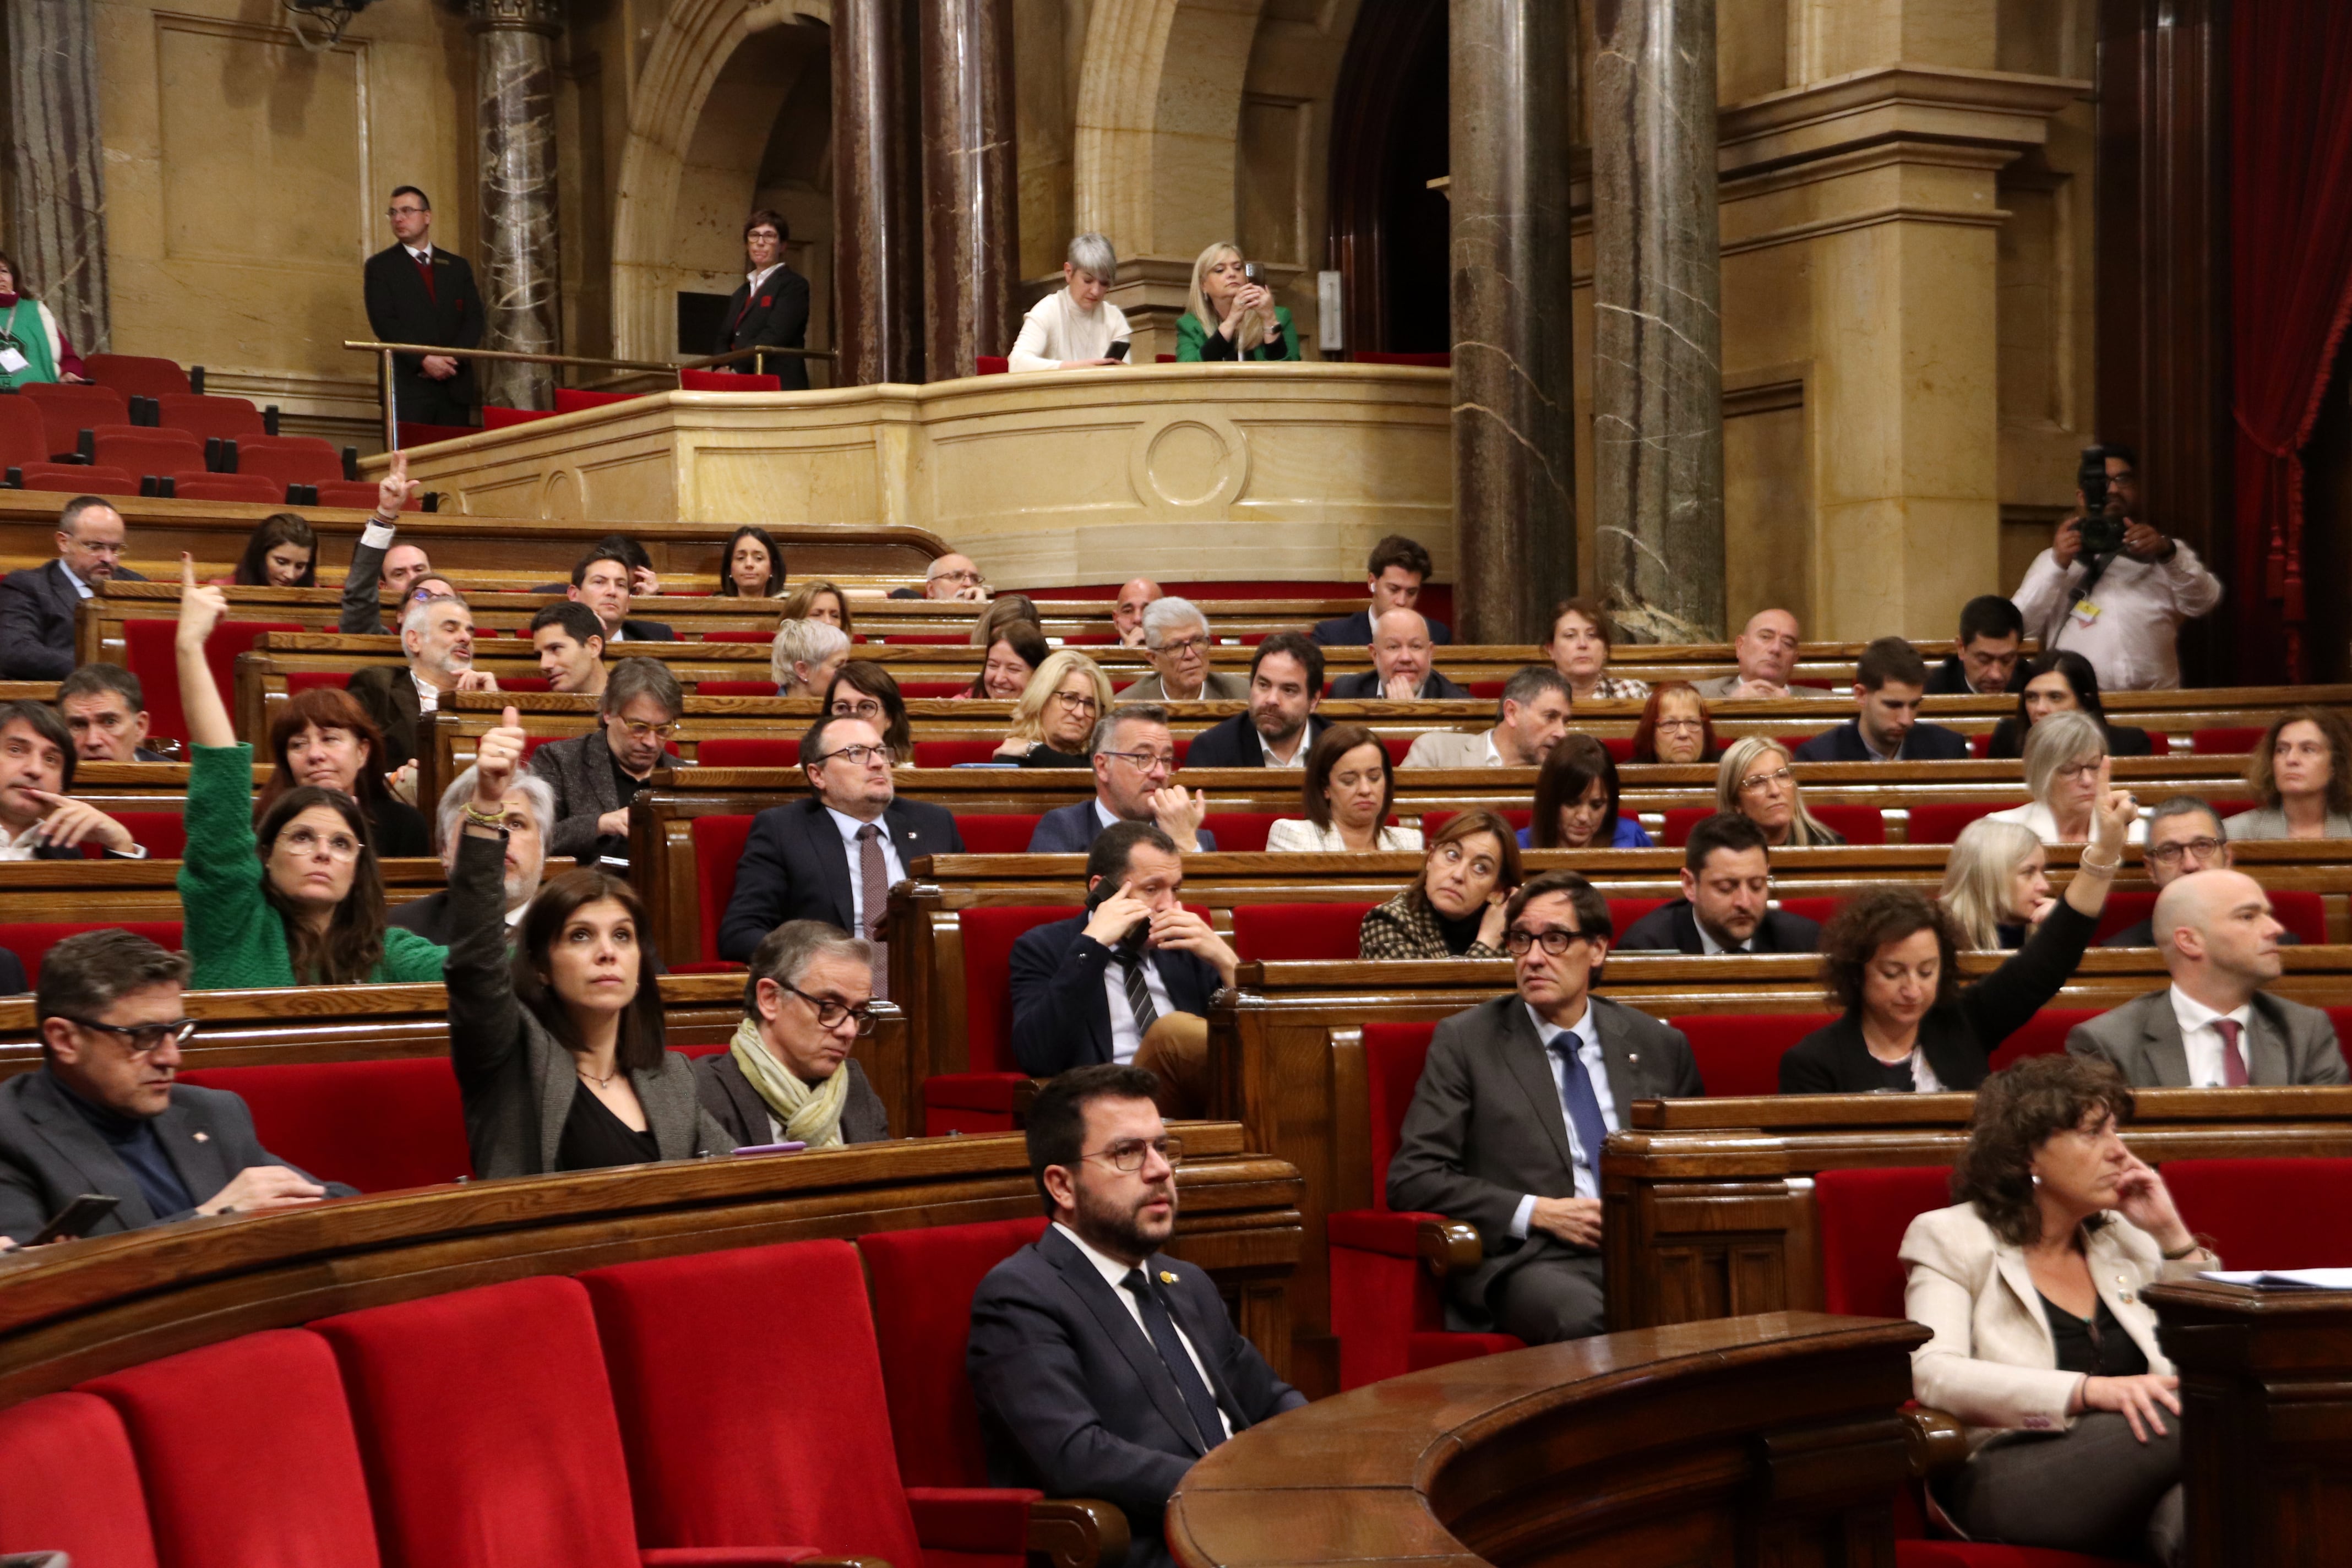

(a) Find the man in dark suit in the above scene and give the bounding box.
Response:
[715,209,812,391]
[0,497,144,680]
[1790,635,1968,763]
[1027,705,1219,853]
[0,946,21,995]
[390,765,552,946]
[1179,633,1329,768]
[1616,813,1820,955]
[1311,533,1453,645]
[2067,869,2348,1087]
[716,712,965,978]
[2098,797,2297,949]
[362,186,482,427]
[695,920,890,1146]
[346,589,497,770]
[0,930,351,1243]
[337,458,435,634]
[1389,870,1703,1344]
[1325,609,1471,700]
[1008,823,1236,1083]
[967,1064,1305,1568]
[527,657,685,870]
[1924,594,2024,696]
[569,541,676,643]
[57,663,169,763]
[0,701,144,859]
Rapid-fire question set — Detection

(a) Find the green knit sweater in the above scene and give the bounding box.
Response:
[178,744,447,990]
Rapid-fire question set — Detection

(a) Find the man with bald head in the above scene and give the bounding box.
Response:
[2066,869,2346,1086]
[1114,578,1162,647]
[1327,609,1472,700]
[1690,609,1842,701]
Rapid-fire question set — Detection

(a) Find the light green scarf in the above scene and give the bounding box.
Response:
[727,1015,852,1148]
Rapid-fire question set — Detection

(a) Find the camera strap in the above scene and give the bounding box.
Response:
[2043,547,2117,650]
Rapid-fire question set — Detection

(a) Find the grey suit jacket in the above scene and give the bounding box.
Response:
[528,727,634,864]
[692,1049,890,1145]
[0,1069,355,1243]
[0,560,150,680]
[1118,669,1249,703]
[1387,993,1702,1315]
[2065,988,2349,1088]
[1689,673,1842,700]
[346,663,426,769]
[1400,728,1498,769]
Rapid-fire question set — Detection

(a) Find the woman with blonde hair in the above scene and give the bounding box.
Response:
[1988,711,2147,847]
[1940,818,2053,951]
[997,649,1114,766]
[1175,241,1299,362]
[772,618,850,698]
[1716,736,1844,848]
[778,578,853,639]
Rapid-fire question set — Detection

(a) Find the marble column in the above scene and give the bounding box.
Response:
[918,0,1019,378]
[470,0,562,410]
[1449,0,1576,644]
[1590,0,1725,641]
[833,0,923,385]
[4,0,110,354]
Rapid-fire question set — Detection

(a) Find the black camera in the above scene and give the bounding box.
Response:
[2076,444,2127,558]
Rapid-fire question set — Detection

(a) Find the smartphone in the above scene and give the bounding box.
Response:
[1106,340,1130,362]
[31,1193,119,1246]
[1243,262,1264,286]
[1085,878,1150,956]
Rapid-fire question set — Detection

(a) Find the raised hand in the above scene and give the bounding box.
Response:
[376,450,421,516]
[1149,784,1207,850]
[2089,757,2138,856]
[472,706,529,805]
[175,554,229,647]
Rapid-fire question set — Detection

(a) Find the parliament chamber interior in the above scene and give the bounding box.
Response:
[0,1,2345,1565]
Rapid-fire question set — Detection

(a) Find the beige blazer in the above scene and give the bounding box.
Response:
[1899,1201,2211,1451]
[1400,728,1499,769]
[1264,819,1422,853]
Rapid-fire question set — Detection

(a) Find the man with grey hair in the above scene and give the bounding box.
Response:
[2067,869,2346,1087]
[2099,796,2293,949]
[0,496,145,679]
[773,616,852,695]
[1027,704,1218,853]
[1328,608,1472,700]
[528,656,684,869]
[1009,233,1132,371]
[1121,597,1247,703]
[695,918,890,1147]
[0,929,351,1243]
[388,763,556,945]
[349,589,498,770]
[1403,666,1572,768]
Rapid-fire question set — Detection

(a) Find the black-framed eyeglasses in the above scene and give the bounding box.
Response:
[1080,1135,1184,1172]
[2146,837,2224,865]
[1103,749,1179,772]
[815,743,891,768]
[62,1016,198,1057]
[1502,928,1590,956]
[783,983,877,1036]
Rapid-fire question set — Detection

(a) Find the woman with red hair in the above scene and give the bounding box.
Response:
[1630,682,1718,765]
[254,686,431,857]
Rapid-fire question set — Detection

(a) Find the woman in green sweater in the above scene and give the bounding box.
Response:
[173,556,445,989]
[1175,241,1299,362]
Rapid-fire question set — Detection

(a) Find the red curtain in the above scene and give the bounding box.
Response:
[2231,1,2352,682]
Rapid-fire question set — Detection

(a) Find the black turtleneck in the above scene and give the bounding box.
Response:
[50,1071,194,1218]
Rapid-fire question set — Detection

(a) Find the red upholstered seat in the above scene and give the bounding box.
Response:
[700,630,776,643]
[124,617,303,743]
[2162,1157,2352,1270]
[2093,890,2157,944]
[21,380,131,457]
[1814,1167,1954,1318]
[1670,804,1886,844]
[1420,807,1532,837]
[1201,812,1283,852]
[0,396,53,473]
[81,810,186,860]
[176,1058,472,1192]
[155,391,267,440]
[1229,902,1374,961]
[555,387,642,413]
[1775,895,1841,927]
[312,480,400,509]
[314,1275,642,1568]
[924,906,1072,1135]
[1986,1008,2103,1072]
[87,352,193,400]
[170,470,284,504]
[0,920,182,982]
[681,369,783,392]
[916,739,1014,767]
[1605,896,1669,934]
[227,433,346,488]
[90,422,205,477]
[81,1329,380,1568]
[695,679,780,695]
[692,814,757,965]
[1908,802,2013,845]
[1668,1012,1833,1098]
[20,461,137,494]
[976,356,1010,374]
[698,738,801,768]
[0,1390,160,1565]
[582,1241,933,1566]
[482,405,556,429]
[2192,726,2263,756]
[954,813,1041,853]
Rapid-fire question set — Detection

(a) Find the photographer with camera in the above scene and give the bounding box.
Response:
[2013,444,2223,692]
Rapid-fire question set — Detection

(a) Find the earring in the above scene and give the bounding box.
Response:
[2030,1173,2043,1186]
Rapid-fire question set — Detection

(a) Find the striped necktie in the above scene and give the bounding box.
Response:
[1118,952,1159,1036]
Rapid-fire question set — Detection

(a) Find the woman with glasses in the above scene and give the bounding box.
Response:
[173,557,445,989]
[447,707,731,1175]
[1940,818,2053,951]
[1987,651,2152,761]
[1988,712,2148,847]
[2228,707,2352,841]
[1716,736,1845,848]
[1631,682,1719,764]
[1781,760,2136,1095]
[778,578,854,639]
[1359,808,1521,958]
[1268,724,1422,852]
[1525,734,1653,848]
[716,525,786,598]
[695,918,891,1147]
[999,649,1114,766]
[824,661,912,765]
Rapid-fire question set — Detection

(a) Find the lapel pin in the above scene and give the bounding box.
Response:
[192,1131,209,1142]
[1159,1270,1177,1284]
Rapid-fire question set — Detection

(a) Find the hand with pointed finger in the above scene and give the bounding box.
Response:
[176,554,230,647]
[376,450,421,516]
[24,792,135,853]
[472,706,529,807]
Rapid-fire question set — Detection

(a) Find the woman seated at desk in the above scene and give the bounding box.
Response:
[1358,808,1519,958]
[772,618,850,699]
[2229,706,2352,841]
[960,619,1048,702]
[1938,818,2050,951]
[1901,1054,2211,1565]
[254,687,431,858]
[826,661,912,766]
[779,578,852,638]
[1986,650,2152,760]
[717,525,786,598]
[997,649,1113,765]
[1987,712,2149,848]
[1524,734,1652,848]
[1267,724,1422,852]
[1716,736,1844,848]
[1009,233,1131,372]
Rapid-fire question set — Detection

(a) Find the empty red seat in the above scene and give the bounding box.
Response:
[1229,902,1375,961]
[691,815,756,965]
[176,1058,472,1192]
[0,1390,159,1565]
[898,680,973,698]
[1605,896,1670,933]
[925,906,1074,1135]
[1667,1012,1835,1097]
[85,352,192,399]
[914,739,1014,767]
[954,813,1041,852]
[124,618,303,743]
[680,368,782,391]
[20,462,136,495]
[169,470,282,504]
[0,920,183,983]
[2192,726,2263,755]
[2162,1157,2352,1270]
[1986,1008,2105,1072]
[1908,802,2013,845]
[80,1329,380,1568]
[21,381,130,457]
[1201,812,1283,852]
[698,738,800,768]
[226,433,346,488]
[89,423,204,477]
[153,391,266,441]
[1814,1166,1955,1317]
[482,405,556,429]
[86,811,186,860]
[553,388,641,414]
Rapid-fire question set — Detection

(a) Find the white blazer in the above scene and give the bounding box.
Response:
[1983,801,2147,847]
[1899,1201,2210,1450]
[1263,819,1422,854]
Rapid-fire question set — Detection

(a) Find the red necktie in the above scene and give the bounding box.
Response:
[2214,1017,2249,1086]
[413,252,436,301]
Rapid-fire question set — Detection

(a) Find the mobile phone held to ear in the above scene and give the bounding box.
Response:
[1084,878,1150,955]
[1106,340,1130,362]
[31,1192,119,1246]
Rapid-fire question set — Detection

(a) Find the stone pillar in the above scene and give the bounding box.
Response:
[470,0,562,410]
[1590,0,1725,641]
[834,0,923,385]
[1449,0,1576,644]
[918,0,1019,378]
[3,0,110,353]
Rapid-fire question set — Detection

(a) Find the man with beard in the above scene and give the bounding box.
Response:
[1615,812,1821,954]
[1178,633,1327,767]
[966,1064,1305,1568]
[347,590,498,769]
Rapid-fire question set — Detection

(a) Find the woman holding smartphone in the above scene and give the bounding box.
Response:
[1177,242,1300,361]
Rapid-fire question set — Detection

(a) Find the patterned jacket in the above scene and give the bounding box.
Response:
[1357,887,1506,961]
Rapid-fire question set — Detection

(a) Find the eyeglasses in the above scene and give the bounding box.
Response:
[278,827,361,860]
[1156,635,1208,659]
[831,698,886,721]
[618,719,679,743]
[783,983,877,1036]
[2146,837,2225,866]
[386,206,427,219]
[63,1016,198,1057]
[1503,928,1591,956]
[1737,767,1794,794]
[1654,719,1705,733]
[931,569,986,586]
[2055,760,2104,783]
[1104,750,1179,772]
[1080,1135,1185,1173]
[1052,691,1100,713]
[815,743,891,767]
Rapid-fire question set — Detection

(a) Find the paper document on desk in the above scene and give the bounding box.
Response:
[2199,1268,2352,1289]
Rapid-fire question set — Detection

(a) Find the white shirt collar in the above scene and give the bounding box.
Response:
[405,243,432,263]
[1257,724,1309,766]
[1093,797,1122,832]
[57,560,91,598]
[2169,983,2253,1038]
[747,260,784,290]
[411,666,443,713]
[504,901,529,929]
[1479,730,1505,766]
[824,803,892,843]
[1054,1220,1148,1288]
[0,820,46,856]
[1525,999,1594,1053]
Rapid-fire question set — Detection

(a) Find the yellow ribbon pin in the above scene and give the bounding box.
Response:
[1158,1270,1176,1284]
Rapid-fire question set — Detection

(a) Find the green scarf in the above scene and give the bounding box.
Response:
[726,1015,852,1147]
[0,301,58,391]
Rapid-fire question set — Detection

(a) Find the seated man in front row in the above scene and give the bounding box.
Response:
[1387,871,1701,1344]
[1790,635,1967,763]
[967,1064,1305,1568]
[1616,812,1820,955]
[1401,665,1570,768]
[2098,795,2297,949]
[696,919,890,1147]
[0,929,349,1244]
[2066,870,2347,1087]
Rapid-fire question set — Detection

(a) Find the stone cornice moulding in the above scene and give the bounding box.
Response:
[1716,64,2093,184]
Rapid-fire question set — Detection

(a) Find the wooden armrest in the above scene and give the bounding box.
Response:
[1011,1077,1040,1123]
[1902,1406,1969,1479]
[1028,1496,1130,1568]
[1417,1219,1483,1277]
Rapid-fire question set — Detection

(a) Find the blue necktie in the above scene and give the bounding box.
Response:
[1122,1268,1226,1451]
[1549,1032,1609,1187]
